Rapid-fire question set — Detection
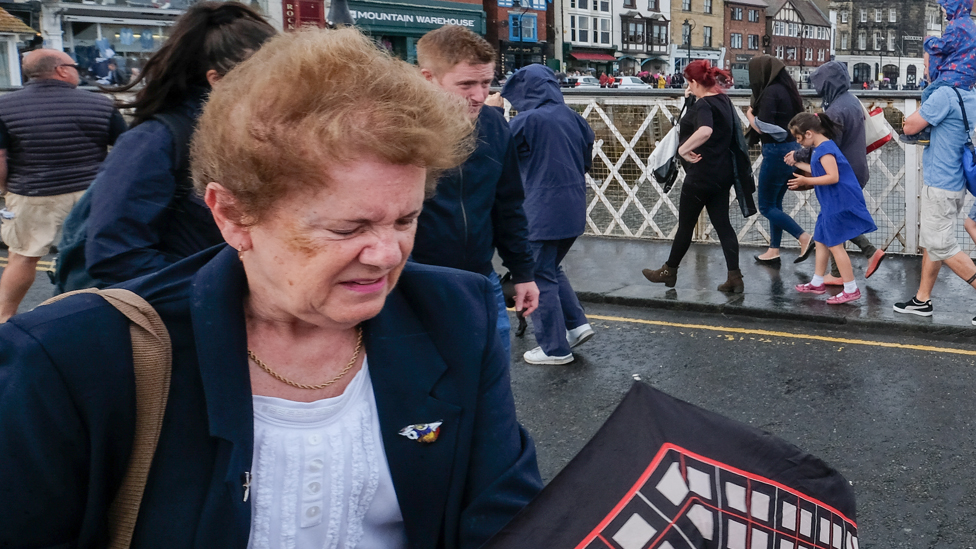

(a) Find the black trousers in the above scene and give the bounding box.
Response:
[667,181,740,271]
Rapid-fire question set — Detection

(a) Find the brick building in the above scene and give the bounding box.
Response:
[485,0,549,73]
[765,0,831,87]
[724,0,766,84]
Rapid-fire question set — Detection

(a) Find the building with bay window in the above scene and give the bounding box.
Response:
[765,0,830,87]
[615,0,670,74]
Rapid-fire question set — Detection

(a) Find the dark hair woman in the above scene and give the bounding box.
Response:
[642,60,745,293]
[747,55,814,266]
[71,2,276,290]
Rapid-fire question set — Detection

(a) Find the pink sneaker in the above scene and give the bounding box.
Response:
[827,289,861,304]
[795,282,826,294]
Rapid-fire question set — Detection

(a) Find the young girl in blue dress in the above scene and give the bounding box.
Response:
[786,112,877,304]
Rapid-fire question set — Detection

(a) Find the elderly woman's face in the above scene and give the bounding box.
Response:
[244,157,427,329]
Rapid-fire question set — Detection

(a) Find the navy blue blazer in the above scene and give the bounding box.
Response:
[0,245,542,548]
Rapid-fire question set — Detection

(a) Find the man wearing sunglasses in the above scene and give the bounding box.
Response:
[0,49,126,321]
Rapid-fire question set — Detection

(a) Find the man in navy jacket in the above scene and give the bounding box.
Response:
[414,26,538,358]
[501,65,595,365]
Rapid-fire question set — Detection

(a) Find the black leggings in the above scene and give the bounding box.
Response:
[667,182,740,271]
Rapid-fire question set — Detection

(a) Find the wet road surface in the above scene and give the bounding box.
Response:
[509,303,976,549]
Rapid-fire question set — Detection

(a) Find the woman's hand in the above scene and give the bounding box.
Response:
[787,175,810,190]
[784,151,796,166]
[684,86,693,98]
[679,148,701,163]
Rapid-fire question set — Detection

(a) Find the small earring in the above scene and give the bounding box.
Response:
[238,245,244,262]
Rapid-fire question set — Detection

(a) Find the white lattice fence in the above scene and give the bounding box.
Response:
[543,93,927,254]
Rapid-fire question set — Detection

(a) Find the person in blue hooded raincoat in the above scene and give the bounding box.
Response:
[926,0,976,90]
[904,0,976,143]
[500,64,596,366]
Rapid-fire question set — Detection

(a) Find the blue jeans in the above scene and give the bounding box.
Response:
[758,141,804,249]
[529,238,588,356]
[486,271,512,359]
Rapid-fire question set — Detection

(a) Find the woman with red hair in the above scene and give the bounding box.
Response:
[643,60,744,293]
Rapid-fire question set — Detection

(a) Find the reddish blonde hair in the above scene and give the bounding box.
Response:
[191,28,474,224]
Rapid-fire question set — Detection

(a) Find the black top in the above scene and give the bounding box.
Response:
[679,94,735,187]
[756,82,801,145]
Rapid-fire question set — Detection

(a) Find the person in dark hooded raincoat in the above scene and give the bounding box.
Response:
[746,55,814,266]
[798,61,887,282]
[501,64,596,365]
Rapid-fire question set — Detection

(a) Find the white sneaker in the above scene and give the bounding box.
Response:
[567,323,595,349]
[523,346,574,365]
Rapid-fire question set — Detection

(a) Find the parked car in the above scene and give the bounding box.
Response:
[616,76,653,89]
[574,76,600,88]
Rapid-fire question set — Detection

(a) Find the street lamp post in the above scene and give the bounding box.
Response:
[683,18,695,72]
[513,0,530,70]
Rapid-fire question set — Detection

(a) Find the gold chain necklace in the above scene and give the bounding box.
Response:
[247,326,363,390]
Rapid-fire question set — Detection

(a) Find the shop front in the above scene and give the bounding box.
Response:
[500,41,545,74]
[669,44,723,73]
[347,0,485,62]
[566,49,616,76]
[46,3,186,85]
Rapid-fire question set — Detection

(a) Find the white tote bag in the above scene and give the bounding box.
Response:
[862,102,894,153]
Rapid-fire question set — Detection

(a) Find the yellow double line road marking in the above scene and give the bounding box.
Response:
[0,256,55,272]
[586,313,976,357]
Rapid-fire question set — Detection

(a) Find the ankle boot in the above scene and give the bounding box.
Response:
[642,263,678,287]
[717,269,744,293]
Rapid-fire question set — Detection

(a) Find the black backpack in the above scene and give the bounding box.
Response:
[52,111,196,294]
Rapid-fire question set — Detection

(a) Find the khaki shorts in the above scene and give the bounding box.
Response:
[1,190,85,257]
[919,185,968,261]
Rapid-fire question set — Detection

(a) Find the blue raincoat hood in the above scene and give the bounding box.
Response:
[501,64,564,112]
[809,61,851,109]
[940,0,973,21]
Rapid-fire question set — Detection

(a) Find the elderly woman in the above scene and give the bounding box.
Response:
[0,28,541,548]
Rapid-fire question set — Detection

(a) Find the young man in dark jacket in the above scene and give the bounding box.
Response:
[415,25,538,358]
[500,64,595,365]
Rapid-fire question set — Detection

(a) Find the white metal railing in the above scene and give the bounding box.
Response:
[503,90,971,255]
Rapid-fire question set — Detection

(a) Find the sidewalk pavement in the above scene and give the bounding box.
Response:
[557,235,976,338]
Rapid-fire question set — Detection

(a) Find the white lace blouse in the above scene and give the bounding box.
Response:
[247,359,407,549]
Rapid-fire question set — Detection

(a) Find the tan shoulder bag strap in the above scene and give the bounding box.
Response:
[41,288,172,549]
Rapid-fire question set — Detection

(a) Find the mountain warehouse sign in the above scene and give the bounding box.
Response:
[347,1,484,33]
[352,10,476,28]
